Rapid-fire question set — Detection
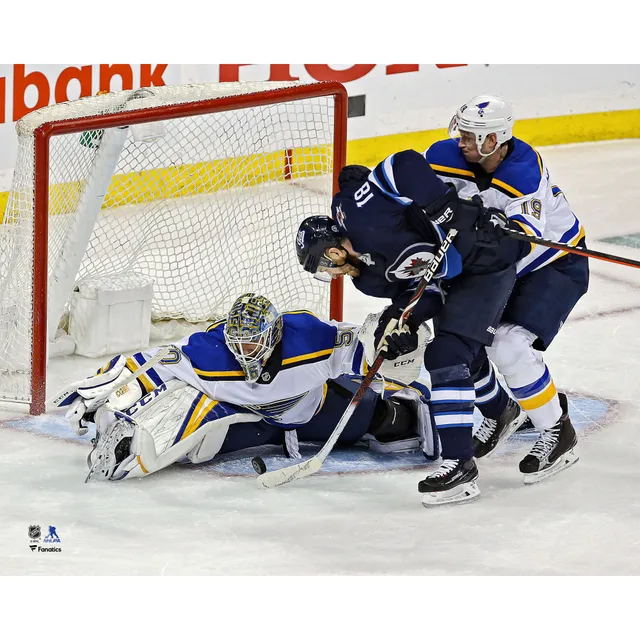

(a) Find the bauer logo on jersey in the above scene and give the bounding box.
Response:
[386,244,435,281]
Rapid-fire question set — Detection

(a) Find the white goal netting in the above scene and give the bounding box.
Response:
[0,81,343,408]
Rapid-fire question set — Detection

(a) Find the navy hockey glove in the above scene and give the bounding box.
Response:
[374,302,421,361]
[422,185,484,231]
[338,164,371,190]
[475,208,509,248]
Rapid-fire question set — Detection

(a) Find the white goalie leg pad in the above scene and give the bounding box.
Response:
[359,311,433,385]
[93,379,261,480]
[387,377,438,459]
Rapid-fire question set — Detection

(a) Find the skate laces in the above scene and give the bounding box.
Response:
[529,426,560,459]
[475,417,497,443]
[428,459,460,478]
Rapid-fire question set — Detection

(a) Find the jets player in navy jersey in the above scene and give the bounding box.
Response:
[426,95,588,483]
[52,293,436,482]
[296,151,528,505]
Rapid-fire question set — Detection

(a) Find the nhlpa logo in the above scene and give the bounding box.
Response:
[296,230,305,249]
[476,101,490,116]
[335,203,347,230]
[43,526,61,543]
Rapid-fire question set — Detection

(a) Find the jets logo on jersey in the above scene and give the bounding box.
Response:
[335,203,347,230]
[476,101,490,116]
[386,244,436,281]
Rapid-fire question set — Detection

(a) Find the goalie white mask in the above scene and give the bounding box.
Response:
[223,293,284,383]
[448,95,513,158]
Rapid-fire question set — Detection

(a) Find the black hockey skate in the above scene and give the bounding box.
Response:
[473,398,528,458]
[519,392,578,484]
[516,416,535,434]
[418,458,480,506]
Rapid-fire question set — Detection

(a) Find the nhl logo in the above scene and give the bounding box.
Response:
[28,525,41,540]
[261,372,271,382]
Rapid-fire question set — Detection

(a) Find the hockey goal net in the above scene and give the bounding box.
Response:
[0,81,347,414]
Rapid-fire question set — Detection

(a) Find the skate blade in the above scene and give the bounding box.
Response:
[523,449,579,485]
[421,481,480,507]
[482,411,530,459]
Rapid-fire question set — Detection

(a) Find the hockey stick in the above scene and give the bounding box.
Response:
[503,227,640,270]
[46,345,173,412]
[257,228,458,489]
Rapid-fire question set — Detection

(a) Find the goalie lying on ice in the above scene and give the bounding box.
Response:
[51,293,438,481]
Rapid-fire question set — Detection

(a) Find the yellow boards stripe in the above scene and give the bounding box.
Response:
[0,144,332,223]
[4,108,640,223]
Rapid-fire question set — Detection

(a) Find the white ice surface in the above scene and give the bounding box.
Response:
[2,140,640,576]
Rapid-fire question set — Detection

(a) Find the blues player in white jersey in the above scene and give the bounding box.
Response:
[426,95,589,482]
[52,293,436,481]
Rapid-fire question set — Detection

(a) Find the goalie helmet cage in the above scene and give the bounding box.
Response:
[0,80,347,415]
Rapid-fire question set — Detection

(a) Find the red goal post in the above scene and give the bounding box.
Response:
[0,81,348,414]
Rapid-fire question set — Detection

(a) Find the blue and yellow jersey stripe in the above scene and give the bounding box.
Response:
[518,217,585,276]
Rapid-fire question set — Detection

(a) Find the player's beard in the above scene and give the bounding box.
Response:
[340,252,361,277]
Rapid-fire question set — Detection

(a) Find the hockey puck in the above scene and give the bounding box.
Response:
[251,456,267,475]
